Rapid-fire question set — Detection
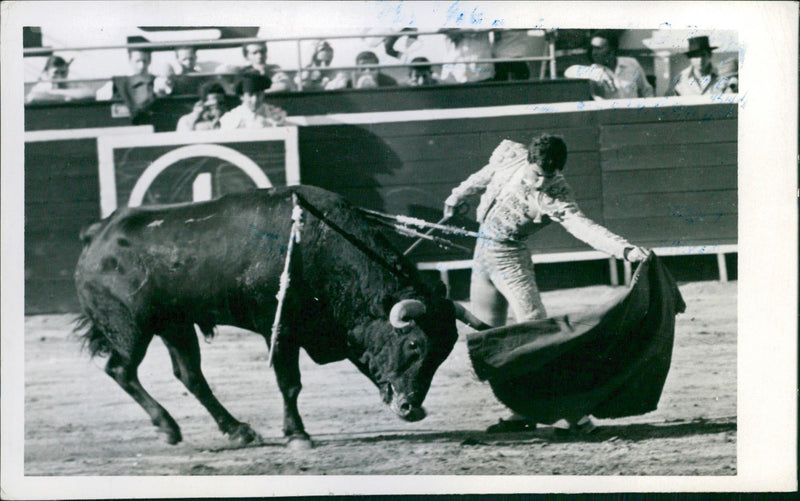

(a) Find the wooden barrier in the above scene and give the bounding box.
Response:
[23,90,739,313]
[417,244,737,296]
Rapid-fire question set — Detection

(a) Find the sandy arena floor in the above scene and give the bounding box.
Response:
[22,280,736,477]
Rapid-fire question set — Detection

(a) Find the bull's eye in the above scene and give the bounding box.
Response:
[406,339,423,354]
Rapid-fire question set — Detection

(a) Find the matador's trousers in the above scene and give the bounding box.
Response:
[469,223,547,327]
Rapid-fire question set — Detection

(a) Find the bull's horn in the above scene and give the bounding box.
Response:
[389,299,427,329]
[452,302,491,331]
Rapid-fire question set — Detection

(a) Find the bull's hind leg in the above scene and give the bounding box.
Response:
[105,349,183,444]
[161,327,262,446]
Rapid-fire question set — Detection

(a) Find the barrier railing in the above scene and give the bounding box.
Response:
[23,28,558,91]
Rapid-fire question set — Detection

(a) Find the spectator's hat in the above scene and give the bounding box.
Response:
[685,36,717,57]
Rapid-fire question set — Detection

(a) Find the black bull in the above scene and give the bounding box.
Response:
[74,186,485,447]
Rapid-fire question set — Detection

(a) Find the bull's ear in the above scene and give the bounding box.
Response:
[380,294,397,316]
[371,294,396,318]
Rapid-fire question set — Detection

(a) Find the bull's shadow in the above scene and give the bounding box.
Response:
[299,124,402,212]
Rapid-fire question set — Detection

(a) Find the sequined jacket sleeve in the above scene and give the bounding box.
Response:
[445,140,528,207]
[537,175,632,259]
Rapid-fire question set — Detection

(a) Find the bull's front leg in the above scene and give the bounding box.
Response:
[270,337,312,449]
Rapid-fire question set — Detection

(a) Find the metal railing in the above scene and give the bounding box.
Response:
[24,28,558,92]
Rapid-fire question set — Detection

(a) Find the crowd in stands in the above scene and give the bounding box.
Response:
[25,29,739,130]
[563,32,737,100]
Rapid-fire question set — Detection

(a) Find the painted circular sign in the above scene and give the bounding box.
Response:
[127,144,272,207]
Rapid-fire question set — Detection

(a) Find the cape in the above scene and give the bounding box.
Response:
[467,253,685,424]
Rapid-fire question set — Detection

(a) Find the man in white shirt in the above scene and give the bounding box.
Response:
[219,74,287,129]
[565,32,654,100]
[439,29,495,83]
[665,36,736,96]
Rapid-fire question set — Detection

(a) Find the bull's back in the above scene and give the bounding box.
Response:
[74,186,355,323]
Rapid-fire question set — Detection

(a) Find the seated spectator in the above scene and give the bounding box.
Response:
[219,74,287,129]
[439,29,495,83]
[665,36,736,96]
[157,46,220,96]
[296,40,335,91]
[564,31,654,100]
[25,55,94,103]
[492,29,542,81]
[96,48,171,123]
[383,28,428,66]
[172,46,201,75]
[217,41,293,93]
[716,58,738,94]
[175,82,228,131]
[402,57,437,87]
[354,51,398,89]
[324,51,398,90]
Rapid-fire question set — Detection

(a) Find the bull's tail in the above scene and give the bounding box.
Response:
[73,313,114,358]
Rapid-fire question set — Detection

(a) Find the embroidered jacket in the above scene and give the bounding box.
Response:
[446,140,632,258]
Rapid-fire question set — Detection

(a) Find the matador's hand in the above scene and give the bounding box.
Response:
[625,246,649,262]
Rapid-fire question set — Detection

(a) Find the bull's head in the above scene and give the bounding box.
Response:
[350,295,486,422]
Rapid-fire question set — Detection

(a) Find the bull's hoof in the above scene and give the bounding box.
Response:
[286,434,313,450]
[226,423,262,446]
[159,427,183,445]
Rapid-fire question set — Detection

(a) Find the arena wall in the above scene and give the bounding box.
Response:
[23,82,738,313]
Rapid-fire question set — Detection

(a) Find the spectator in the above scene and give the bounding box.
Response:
[172,46,200,75]
[439,29,495,83]
[219,74,287,129]
[716,58,738,94]
[175,82,228,131]
[96,48,171,123]
[383,27,428,66]
[665,36,736,96]
[402,57,437,87]
[296,40,335,91]
[492,29,541,81]
[564,32,654,100]
[343,51,398,89]
[25,55,93,103]
[227,41,294,93]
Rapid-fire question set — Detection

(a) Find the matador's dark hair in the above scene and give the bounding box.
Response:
[527,134,568,174]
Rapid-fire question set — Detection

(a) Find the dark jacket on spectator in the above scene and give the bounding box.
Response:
[113,74,157,123]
